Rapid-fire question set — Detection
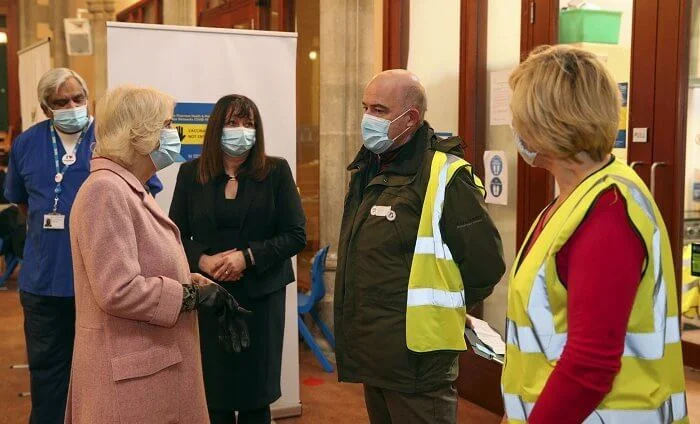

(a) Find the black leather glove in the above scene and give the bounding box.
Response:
[196,283,251,353]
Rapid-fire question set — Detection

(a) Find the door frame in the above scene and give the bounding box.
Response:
[516,0,558,248]
[382,0,488,175]
[0,1,19,141]
[517,0,699,368]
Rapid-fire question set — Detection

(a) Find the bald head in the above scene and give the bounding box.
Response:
[361,70,427,149]
[365,70,427,119]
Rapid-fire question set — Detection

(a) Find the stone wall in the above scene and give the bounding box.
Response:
[317,0,379,331]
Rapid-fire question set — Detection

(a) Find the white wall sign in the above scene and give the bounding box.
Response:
[489,69,514,126]
[484,150,508,205]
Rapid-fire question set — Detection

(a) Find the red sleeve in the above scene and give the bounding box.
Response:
[528,187,646,424]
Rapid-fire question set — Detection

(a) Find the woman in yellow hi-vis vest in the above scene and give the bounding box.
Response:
[501,45,688,424]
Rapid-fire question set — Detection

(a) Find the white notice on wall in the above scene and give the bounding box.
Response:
[484,150,508,205]
[489,69,514,126]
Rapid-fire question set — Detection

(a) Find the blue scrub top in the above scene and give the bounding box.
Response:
[4,120,163,297]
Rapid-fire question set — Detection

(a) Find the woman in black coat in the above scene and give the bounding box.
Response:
[169,94,306,424]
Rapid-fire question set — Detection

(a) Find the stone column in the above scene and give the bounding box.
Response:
[162,0,197,26]
[317,0,378,333]
[18,0,52,50]
[50,0,73,68]
[87,0,115,104]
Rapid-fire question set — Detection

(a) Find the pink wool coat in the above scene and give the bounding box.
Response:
[65,158,208,423]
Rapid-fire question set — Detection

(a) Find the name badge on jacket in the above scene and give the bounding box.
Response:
[371,205,396,222]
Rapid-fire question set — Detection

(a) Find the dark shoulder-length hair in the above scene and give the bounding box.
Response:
[197,94,271,184]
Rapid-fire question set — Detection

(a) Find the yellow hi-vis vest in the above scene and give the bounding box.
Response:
[682,244,700,318]
[502,158,688,424]
[406,151,485,352]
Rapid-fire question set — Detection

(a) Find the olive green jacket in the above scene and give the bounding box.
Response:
[334,123,506,393]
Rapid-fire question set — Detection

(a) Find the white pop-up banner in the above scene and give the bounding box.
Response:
[106,22,300,418]
[18,38,52,131]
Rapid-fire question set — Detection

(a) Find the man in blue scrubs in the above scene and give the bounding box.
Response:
[4,68,162,423]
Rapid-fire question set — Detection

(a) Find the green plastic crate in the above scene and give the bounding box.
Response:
[559,9,622,45]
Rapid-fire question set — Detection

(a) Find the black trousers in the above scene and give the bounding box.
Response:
[208,406,272,424]
[19,291,75,424]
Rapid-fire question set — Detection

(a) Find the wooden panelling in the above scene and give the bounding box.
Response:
[5,0,18,140]
[455,344,504,417]
[199,0,262,30]
[458,0,487,176]
[382,0,409,70]
[116,0,163,24]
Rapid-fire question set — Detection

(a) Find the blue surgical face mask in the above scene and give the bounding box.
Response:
[361,109,412,154]
[52,105,89,133]
[221,127,256,157]
[150,128,184,171]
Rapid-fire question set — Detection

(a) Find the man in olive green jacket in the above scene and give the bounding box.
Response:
[334,70,505,423]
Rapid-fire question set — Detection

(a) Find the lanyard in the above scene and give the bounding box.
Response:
[49,123,88,212]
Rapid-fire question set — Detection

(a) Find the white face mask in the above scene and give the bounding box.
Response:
[512,128,538,166]
[221,127,256,157]
[361,109,412,154]
[516,136,538,166]
[52,105,89,133]
[150,129,183,171]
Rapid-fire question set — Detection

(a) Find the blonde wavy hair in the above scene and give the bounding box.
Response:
[509,45,620,162]
[94,85,175,168]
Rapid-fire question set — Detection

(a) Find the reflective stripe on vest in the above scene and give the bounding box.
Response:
[407,288,466,308]
[505,315,681,361]
[505,175,680,361]
[503,391,687,424]
[405,151,484,352]
[414,236,453,260]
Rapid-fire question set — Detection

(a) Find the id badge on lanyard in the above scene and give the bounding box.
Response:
[45,123,87,231]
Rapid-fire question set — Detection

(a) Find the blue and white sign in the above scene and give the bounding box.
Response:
[483,150,508,205]
[490,155,503,176]
[490,177,503,198]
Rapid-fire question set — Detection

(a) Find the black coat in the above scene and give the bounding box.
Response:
[169,156,306,410]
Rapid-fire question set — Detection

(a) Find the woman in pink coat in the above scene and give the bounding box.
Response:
[65,86,250,423]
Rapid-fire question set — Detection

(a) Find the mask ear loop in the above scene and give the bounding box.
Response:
[391,125,412,142]
[389,108,416,142]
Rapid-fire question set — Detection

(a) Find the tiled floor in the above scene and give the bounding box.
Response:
[1,277,699,423]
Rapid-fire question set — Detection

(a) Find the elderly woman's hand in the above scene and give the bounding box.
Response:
[190,272,214,287]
